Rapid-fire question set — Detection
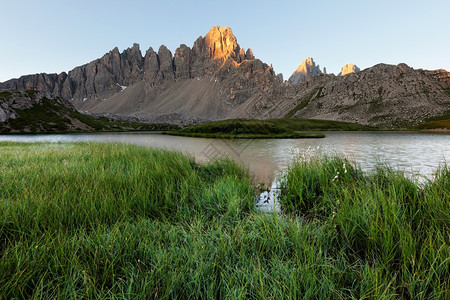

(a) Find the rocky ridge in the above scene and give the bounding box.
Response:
[1,26,450,127]
[255,63,450,127]
[0,26,277,124]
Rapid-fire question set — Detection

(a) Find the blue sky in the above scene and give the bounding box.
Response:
[1,0,449,82]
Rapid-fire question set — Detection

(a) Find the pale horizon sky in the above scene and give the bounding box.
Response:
[1,0,449,82]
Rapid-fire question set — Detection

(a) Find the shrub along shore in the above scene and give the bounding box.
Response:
[0,142,448,298]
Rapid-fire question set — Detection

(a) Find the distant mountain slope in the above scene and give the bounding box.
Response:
[250,64,450,127]
[0,90,95,132]
[1,26,450,127]
[0,90,173,133]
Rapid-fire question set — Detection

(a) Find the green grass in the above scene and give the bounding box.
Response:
[285,87,321,118]
[271,118,377,131]
[0,143,448,298]
[0,91,12,100]
[165,131,325,139]
[280,156,449,298]
[25,89,39,98]
[5,97,74,132]
[166,119,325,139]
[172,119,290,135]
[166,118,375,139]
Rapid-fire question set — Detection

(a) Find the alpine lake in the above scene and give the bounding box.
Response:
[2,130,449,184]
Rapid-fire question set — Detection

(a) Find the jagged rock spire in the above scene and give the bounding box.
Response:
[339,63,361,76]
[288,57,322,84]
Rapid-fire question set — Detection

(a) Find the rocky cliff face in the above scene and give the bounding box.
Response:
[0,26,276,121]
[85,26,278,124]
[1,26,450,127]
[0,44,145,111]
[288,57,323,84]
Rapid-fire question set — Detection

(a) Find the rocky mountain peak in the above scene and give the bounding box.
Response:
[126,43,142,59]
[288,57,323,84]
[339,63,360,76]
[111,47,120,54]
[204,26,239,61]
[303,57,314,66]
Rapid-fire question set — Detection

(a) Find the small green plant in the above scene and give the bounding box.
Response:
[378,86,383,99]
[0,91,12,100]
[25,89,39,97]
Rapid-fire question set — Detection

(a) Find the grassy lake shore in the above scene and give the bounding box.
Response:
[0,142,448,298]
[163,131,325,139]
[164,118,379,139]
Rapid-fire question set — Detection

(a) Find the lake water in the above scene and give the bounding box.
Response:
[1,131,449,184]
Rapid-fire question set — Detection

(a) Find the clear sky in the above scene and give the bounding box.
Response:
[1,0,449,82]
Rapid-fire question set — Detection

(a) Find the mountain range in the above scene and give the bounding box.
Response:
[1,26,450,127]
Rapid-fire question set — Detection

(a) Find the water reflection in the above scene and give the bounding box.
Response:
[1,131,449,183]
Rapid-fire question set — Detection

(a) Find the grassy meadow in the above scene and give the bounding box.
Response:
[166,118,377,139]
[0,142,448,298]
[165,119,327,139]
